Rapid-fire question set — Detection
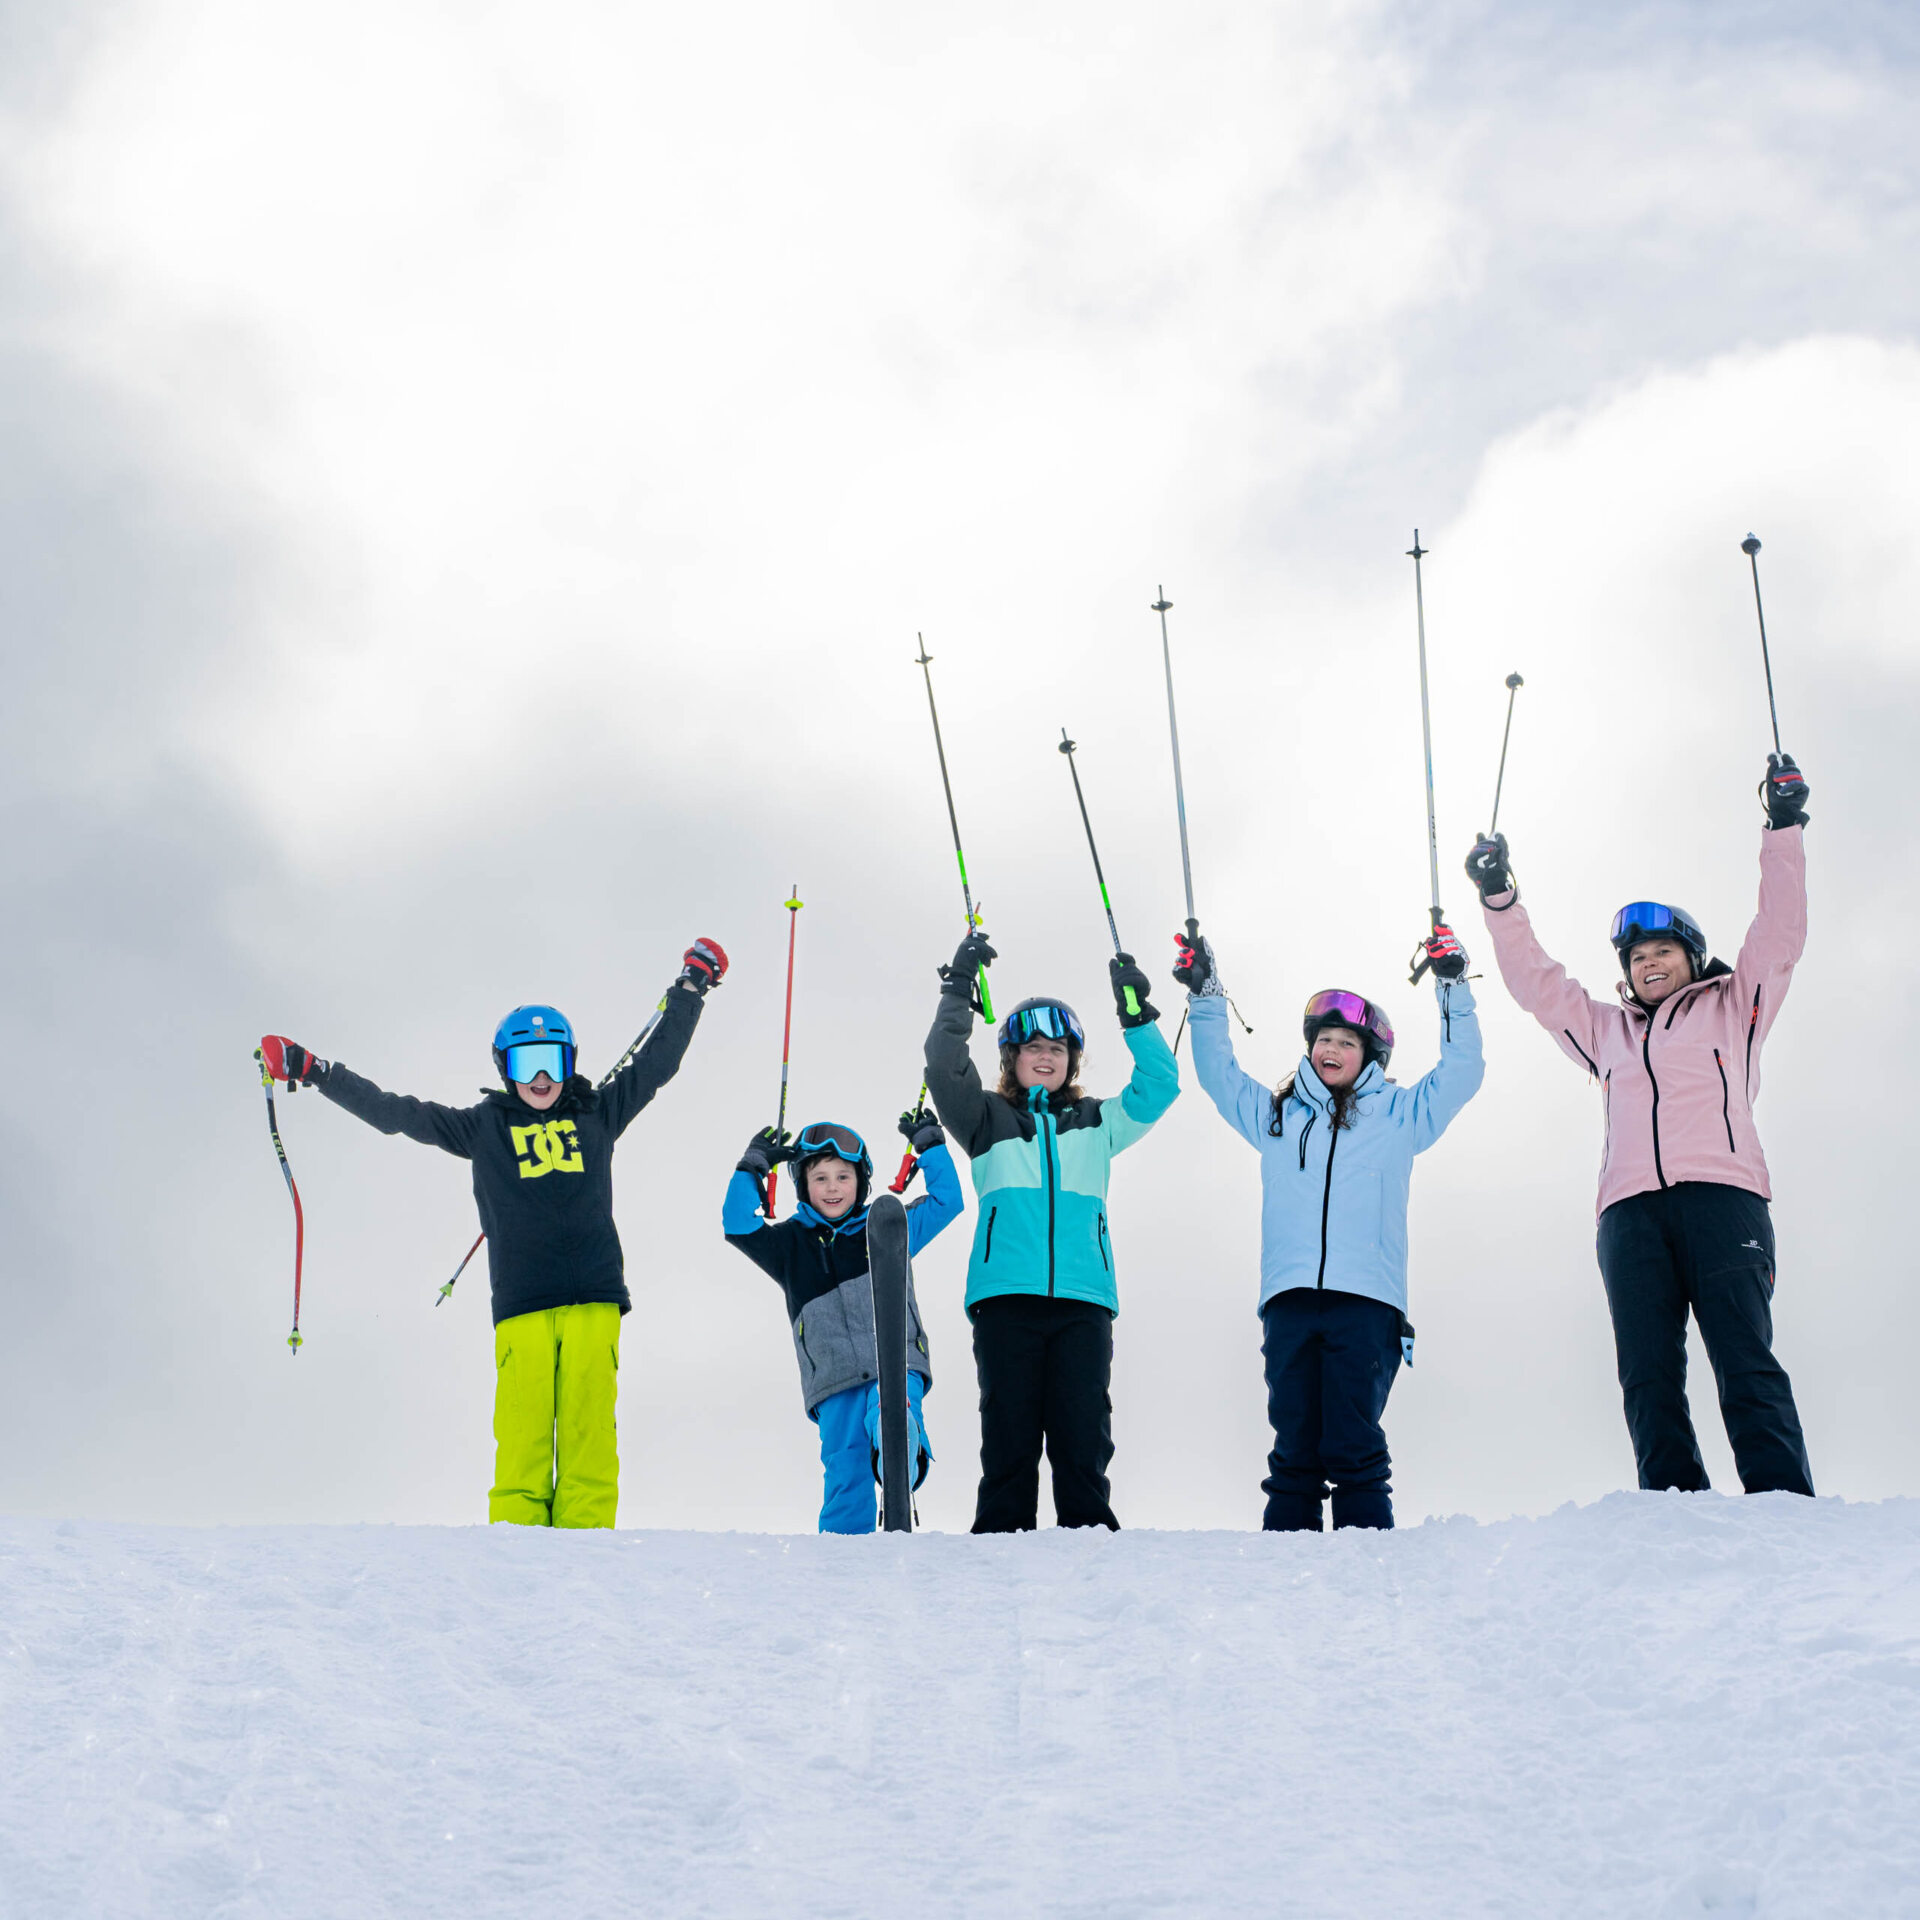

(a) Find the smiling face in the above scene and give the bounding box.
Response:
[513,1071,564,1111]
[1013,1036,1071,1092]
[1310,1024,1367,1091]
[1628,937,1693,1006]
[803,1154,860,1219]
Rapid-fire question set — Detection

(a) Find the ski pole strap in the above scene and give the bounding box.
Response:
[255,1050,306,1354]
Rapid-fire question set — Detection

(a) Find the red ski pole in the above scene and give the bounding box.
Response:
[767,886,802,1219]
[254,1050,306,1354]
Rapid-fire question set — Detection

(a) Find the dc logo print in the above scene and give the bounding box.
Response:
[512,1119,584,1180]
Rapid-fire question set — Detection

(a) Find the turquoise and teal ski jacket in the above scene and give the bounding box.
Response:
[924,984,1179,1316]
[1188,979,1482,1318]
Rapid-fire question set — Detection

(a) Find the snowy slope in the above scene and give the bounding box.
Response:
[2,1497,1916,1919]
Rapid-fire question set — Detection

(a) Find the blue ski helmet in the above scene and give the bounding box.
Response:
[492,1005,577,1085]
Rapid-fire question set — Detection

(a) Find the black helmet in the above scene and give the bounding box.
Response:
[790,1120,873,1214]
[1609,902,1707,978]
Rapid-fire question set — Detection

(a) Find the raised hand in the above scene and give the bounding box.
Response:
[678,937,730,994]
[258,1035,326,1088]
[1110,952,1158,1028]
[1173,929,1223,997]
[1762,752,1809,829]
[1465,833,1515,904]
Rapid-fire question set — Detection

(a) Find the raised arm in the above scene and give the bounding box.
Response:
[1471,841,1611,1077]
[1186,994,1272,1149]
[1732,822,1806,1009]
[603,945,724,1136]
[1403,976,1486,1152]
[1104,1017,1180,1153]
[904,1140,966,1255]
[721,1126,789,1281]
[924,931,998,1157]
[318,1060,482,1158]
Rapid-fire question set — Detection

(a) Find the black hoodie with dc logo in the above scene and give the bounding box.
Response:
[318,986,703,1324]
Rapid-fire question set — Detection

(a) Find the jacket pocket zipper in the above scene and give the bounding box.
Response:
[982,1206,997,1263]
[1097,1212,1110,1272]
[1714,1049,1735,1152]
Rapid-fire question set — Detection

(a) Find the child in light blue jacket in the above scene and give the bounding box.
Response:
[1175,924,1483,1531]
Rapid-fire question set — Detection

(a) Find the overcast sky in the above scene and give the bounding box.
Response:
[1,1,1915,1532]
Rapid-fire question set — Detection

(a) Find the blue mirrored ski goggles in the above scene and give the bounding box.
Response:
[998,1004,1086,1050]
[504,1041,574,1085]
[794,1121,868,1164]
[1609,902,1698,948]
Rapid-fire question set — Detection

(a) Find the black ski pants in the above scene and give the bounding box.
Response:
[970,1293,1119,1532]
[1596,1181,1813,1496]
[1260,1287,1403,1531]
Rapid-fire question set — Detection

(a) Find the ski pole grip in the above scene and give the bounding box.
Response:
[978,967,994,1024]
[1123,985,1141,1016]
[889,1149,919,1195]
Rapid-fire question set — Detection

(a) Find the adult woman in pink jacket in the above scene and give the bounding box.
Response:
[1464,754,1814,1497]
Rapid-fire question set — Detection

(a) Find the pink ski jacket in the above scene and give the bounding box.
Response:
[1481,826,1806,1217]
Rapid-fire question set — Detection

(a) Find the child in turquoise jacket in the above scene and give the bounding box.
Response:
[925,932,1178,1531]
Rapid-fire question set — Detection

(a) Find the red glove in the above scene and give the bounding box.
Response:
[259,1035,327,1087]
[677,937,729,995]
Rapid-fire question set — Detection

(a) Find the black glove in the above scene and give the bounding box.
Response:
[938,928,997,995]
[677,937,729,996]
[1172,929,1223,997]
[1110,952,1158,1028]
[1421,922,1469,980]
[736,1125,793,1178]
[1762,752,1809,829]
[897,1103,945,1153]
[1465,833,1515,905]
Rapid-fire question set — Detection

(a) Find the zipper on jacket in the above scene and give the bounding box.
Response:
[1097,1212,1110,1272]
[1714,1050,1735,1152]
[1315,1118,1341,1287]
[1641,1021,1668,1188]
[1565,1029,1599,1077]
[982,1205,997,1264]
[1602,1070,1612,1168]
[1297,1109,1315,1171]
[1746,986,1762,1085]
[1042,1108,1059,1296]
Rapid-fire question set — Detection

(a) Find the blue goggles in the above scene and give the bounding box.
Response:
[1610,901,1701,949]
[503,1041,574,1085]
[794,1121,869,1165]
[998,1004,1085,1050]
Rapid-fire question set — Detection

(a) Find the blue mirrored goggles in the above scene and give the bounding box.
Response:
[1610,901,1700,949]
[794,1121,869,1165]
[998,1004,1085,1050]
[503,1041,574,1085]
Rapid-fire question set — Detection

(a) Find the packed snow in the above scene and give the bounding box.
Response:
[3,1495,1916,1918]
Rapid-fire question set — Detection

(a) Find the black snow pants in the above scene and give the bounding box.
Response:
[970,1294,1119,1532]
[1595,1181,1813,1496]
[1260,1287,1404,1531]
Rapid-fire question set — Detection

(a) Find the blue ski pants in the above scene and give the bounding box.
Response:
[815,1374,930,1535]
[1261,1287,1402,1531]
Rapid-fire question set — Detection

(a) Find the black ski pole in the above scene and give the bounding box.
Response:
[254,1050,306,1353]
[1153,589,1198,949]
[914,634,993,1022]
[1740,534,1783,754]
[1487,672,1524,839]
[1057,728,1143,1020]
[1408,532,1446,984]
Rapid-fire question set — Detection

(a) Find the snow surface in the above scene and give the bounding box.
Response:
[2,1497,1916,1919]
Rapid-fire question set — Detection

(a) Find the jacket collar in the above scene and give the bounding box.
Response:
[1616,956,1732,1021]
[794,1199,869,1238]
[1292,1056,1384,1114]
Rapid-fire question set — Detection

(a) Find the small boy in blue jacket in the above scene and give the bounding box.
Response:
[722,1107,961,1533]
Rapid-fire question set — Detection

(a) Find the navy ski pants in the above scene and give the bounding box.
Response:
[970,1294,1119,1532]
[1260,1287,1403,1531]
[1596,1181,1813,1496]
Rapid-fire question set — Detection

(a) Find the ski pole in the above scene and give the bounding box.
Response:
[1740,534,1783,754]
[1408,531,1446,984]
[254,1050,306,1354]
[1057,727,1143,1020]
[1153,589,1198,948]
[889,1080,929,1195]
[913,634,993,1023]
[767,885,803,1220]
[442,982,679,1306]
[1487,672,1524,839]
[437,1232,485,1306]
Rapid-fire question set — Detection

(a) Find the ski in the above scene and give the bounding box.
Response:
[867,1193,913,1533]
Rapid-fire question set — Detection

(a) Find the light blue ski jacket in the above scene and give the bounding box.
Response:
[1188,980,1483,1317]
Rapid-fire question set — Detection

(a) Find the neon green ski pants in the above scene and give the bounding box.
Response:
[490,1301,622,1528]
